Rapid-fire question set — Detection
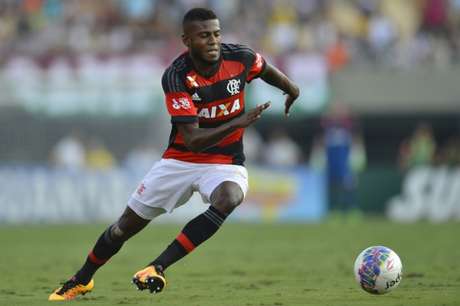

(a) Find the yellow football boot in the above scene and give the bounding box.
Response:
[48,277,94,301]
[132,265,166,294]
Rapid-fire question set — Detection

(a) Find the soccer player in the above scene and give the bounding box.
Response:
[49,7,299,300]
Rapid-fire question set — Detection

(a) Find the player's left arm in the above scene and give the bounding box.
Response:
[259,63,300,117]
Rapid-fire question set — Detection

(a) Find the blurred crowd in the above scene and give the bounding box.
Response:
[49,126,304,172]
[398,122,460,169]
[48,105,460,173]
[1,0,459,171]
[1,0,460,70]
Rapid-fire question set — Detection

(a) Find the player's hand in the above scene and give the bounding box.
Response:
[234,101,271,128]
[284,83,300,117]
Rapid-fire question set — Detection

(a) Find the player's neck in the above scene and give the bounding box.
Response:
[190,55,221,78]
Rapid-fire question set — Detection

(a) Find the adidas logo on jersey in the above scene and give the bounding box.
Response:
[192,93,202,101]
[198,99,240,119]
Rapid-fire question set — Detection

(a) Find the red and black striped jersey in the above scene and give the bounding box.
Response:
[161,43,266,165]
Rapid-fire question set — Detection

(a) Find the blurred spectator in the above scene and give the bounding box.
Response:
[350,131,367,175]
[263,127,302,167]
[85,137,116,170]
[321,102,361,215]
[440,135,460,166]
[50,129,86,171]
[265,0,299,55]
[325,33,350,72]
[399,122,436,169]
[367,10,397,64]
[322,102,353,181]
[421,0,449,36]
[309,130,367,176]
[398,139,411,169]
[309,134,326,171]
[118,0,156,21]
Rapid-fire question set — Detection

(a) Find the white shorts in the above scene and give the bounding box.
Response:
[128,158,249,220]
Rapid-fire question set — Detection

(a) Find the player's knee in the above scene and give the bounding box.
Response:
[212,185,244,215]
[109,224,127,242]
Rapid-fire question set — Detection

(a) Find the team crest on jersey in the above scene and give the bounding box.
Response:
[198,99,241,119]
[227,79,241,95]
[136,183,146,195]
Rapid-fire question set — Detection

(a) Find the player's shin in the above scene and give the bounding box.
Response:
[150,206,228,270]
[74,224,124,284]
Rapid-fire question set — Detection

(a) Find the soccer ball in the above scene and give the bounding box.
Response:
[353,246,402,294]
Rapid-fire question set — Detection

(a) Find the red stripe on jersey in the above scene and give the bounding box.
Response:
[196,93,244,123]
[247,52,265,82]
[218,128,244,147]
[165,92,197,117]
[174,132,185,145]
[186,60,245,87]
[172,127,242,149]
[176,233,195,253]
[163,149,233,164]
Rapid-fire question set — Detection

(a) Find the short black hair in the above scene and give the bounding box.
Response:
[182,8,218,27]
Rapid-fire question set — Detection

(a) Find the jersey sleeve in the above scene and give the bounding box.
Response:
[162,68,198,123]
[245,48,267,83]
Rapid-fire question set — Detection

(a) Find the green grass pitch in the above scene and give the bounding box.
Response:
[1,219,459,306]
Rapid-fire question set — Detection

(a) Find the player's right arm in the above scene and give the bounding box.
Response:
[177,102,270,153]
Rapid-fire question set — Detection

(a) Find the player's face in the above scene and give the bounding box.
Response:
[183,19,221,64]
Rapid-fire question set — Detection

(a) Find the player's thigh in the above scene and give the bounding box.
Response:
[128,159,198,219]
[197,164,248,205]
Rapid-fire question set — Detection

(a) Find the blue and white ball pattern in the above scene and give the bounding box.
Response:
[353,246,403,294]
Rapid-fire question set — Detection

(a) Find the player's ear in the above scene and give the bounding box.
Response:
[182,34,190,48]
